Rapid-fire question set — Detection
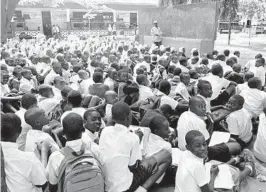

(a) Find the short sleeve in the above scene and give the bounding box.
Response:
[226,115,239,136]
[193,164,209,187]
[129,135,142,166]
[46,152,63,185]
[222,78,230,88]
[30,155,47,186]
[262,92,266,108]
[161,96,178,110]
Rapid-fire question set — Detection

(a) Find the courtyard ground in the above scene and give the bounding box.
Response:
[214,32,266,66]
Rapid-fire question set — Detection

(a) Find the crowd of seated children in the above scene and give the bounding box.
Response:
[1,36,266,192]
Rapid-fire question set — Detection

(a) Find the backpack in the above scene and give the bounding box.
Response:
[139,95,162,119]
[57,144,104,192]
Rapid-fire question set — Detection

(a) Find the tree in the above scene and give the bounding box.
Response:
[219,0,239,45]
[239,0,266,20]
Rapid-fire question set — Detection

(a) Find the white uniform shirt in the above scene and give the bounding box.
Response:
[1,83,10,96]
[15,108,32,136]
[44,70,59,85]
[99,124,142,192]
[202,74,230,100]
[52,86,62,101]
[25,129,59,156]
[20,77,36,93]
[151,26,162,42]
[144,133,172,158]
[175,82,190,102]
[236,82,249,95]
[240,88,266,118]
[104,77,115,91]
[139,85,154,102]
[1,142,47,192]
[249,66,266,86]
[155,90,179,110]
[79,78,94,94]
[226,108,253,143]
[177,111,210,151]
[254,113,266,163]
[38,97,60,117]
[175,150,208,192]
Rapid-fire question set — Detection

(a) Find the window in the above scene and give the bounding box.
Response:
[73,12,86,19]
[14,11,22,19]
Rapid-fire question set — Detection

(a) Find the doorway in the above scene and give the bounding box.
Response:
[42,11,52,38]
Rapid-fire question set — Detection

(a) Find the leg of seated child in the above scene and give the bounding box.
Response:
[141,149,172,190]
[129,149,172,192]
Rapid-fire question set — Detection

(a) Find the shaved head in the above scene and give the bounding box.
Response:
[63,113,84,140]
[24,107,49,130]
[189,96,204,107]
[78,70,89,80]
[105,90,118,104]
[211,63,223,77]
[185,130,204,146]
[232,63,241,73]
[244,71,254,81]
[189,96,206,117]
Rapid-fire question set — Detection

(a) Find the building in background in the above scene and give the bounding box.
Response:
[8,0,157,38]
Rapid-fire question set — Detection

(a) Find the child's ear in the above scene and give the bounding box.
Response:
[35,120,40,126]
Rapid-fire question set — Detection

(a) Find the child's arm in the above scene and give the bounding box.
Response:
[200,165,219,192]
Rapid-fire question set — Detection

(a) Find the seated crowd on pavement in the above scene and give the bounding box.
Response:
[1,35,266,192]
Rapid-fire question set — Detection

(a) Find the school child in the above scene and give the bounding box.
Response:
[46,113,104,192]
[175,130,256,192]
[24,107,59,159]
[225,95,253,149]
[1,113,47,192]
[99,102,172,192]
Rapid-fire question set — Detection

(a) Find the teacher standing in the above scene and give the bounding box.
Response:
[151,20,163,47]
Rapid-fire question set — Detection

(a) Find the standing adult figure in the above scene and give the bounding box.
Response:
[151,21,163,47]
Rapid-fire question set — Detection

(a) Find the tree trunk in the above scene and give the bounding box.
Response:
[228,14,232,45]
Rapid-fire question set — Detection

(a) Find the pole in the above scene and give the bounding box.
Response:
[228,14,232,45]
[249,25,251,46]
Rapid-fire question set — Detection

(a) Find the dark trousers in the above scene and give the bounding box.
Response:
[154,41,162,47]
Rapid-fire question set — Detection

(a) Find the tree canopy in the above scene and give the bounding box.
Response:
[239,0,266,19]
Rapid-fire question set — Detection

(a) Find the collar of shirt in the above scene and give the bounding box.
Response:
[149,133,166,143]
[65,138,85,152]
[114,123,129,132]
[84,129,99,141]
[185,150,204,164]
[188,110,206,121]
[21,77,32,83]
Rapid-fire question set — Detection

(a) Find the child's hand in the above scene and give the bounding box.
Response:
[210,165,219,177]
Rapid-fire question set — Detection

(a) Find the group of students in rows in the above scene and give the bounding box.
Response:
[1,36,266,192]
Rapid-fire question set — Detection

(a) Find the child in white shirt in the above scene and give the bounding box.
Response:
[1,113,47,192]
